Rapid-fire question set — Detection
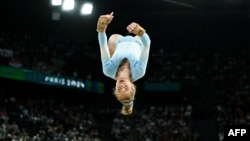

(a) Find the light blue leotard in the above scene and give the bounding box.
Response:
[98,32,151,82]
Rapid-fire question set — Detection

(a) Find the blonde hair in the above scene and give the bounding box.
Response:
[121,105,133,115]
[113,84,136,115]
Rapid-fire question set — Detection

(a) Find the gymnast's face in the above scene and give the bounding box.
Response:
[115,79,134,99]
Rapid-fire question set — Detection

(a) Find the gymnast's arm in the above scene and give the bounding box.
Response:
[96,12,114,74]
[127,22,151,64]
[136,32,151,77]
[98,32,110,64]
[138,32,151,62]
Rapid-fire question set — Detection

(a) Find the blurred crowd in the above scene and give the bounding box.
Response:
[146,49,200,84]
[0,91,104,141]
[210,52,250,141]
[0,31,100,80]
[111,104,197,141]
[0,89,198,141]
[1,31,250,141]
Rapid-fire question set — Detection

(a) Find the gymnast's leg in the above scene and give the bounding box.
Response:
[108,34,122,57]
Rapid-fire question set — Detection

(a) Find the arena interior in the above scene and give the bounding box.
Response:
[0,0,250,141]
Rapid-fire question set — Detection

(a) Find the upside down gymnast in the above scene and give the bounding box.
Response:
[96,12,151,115]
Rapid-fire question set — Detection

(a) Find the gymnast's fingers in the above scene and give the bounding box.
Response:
[127,22,137,33]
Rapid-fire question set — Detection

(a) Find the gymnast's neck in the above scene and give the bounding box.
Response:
[116,59,132,81]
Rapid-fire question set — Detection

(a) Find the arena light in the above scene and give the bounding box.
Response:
[80,2,93,15]
[51,0,62,6]
[62,0,75,11]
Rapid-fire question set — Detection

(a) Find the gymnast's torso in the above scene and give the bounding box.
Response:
[98,32,151,82]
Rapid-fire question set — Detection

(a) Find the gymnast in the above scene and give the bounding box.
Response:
[96,12,151,115]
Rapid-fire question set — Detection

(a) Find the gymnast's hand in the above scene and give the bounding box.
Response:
[97,12,114,32]
[99,12,114,24]
[127,22,138,33]
[127,22,145,36]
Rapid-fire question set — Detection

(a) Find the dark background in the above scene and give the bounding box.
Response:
[1,0,249,51]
